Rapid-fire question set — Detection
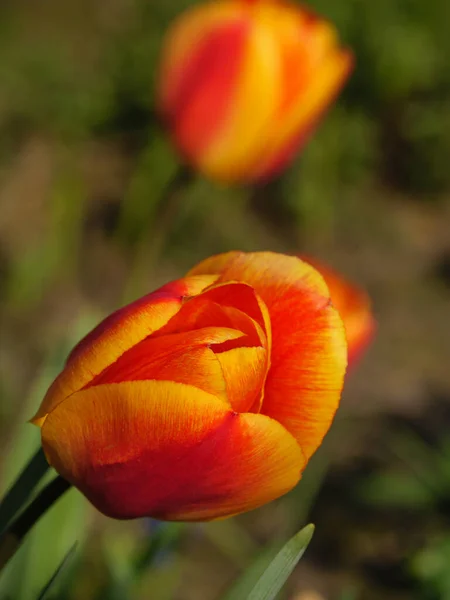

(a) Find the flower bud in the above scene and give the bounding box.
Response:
[157,0,352,182]
[32,252,347,521]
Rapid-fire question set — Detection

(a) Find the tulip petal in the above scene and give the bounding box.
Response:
[41,380,304,521]
[157,282,270,350]
[188,251,330,304]
[158,2,281,182]
[252,49,353,179]
[215,345,267,412]
[243,5,353,180]
[199,14,280,181]
[262,301,346,461]
[159,2,248,114]
[187,250,240,277]
[159,4,251,159]
[142,283,271,412]
[31,275,218,426]
[147,284,271,412]
[86,327,246,403]
[189,252,347,460]
[200,282,271,340]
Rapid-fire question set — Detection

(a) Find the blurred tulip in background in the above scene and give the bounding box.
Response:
[157,0,353,182]
[302,257,375,366]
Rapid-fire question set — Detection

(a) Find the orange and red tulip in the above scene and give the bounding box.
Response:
[32,252,347,521]
[157,0,353,183]
[302,257,375,365]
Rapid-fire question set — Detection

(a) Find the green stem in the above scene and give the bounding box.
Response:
[123,164,194,302]
[145,163,193,261]
[0,476,72,571]
[0,447,50,535]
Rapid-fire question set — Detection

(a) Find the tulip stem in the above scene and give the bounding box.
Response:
[0,476,72,572]
[123,164,194,302]
[149,163,193,254]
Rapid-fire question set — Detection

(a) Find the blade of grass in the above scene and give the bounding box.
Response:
[246,524,314,600]
[221,524,314,600]
[220,544,280,600]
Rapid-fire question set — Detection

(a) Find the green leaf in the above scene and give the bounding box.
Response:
[0,487,87,600]
[37,542,77,600]
[222,524,314,600]
[0,315,94,599]
[221,544,280,600]
[0,448,49,536]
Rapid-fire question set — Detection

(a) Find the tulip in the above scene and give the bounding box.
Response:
[157,0,353,183]
[32,252,347,521]
[302,257,375,365]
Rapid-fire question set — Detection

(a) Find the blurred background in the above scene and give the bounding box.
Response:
[1,0,450,598]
